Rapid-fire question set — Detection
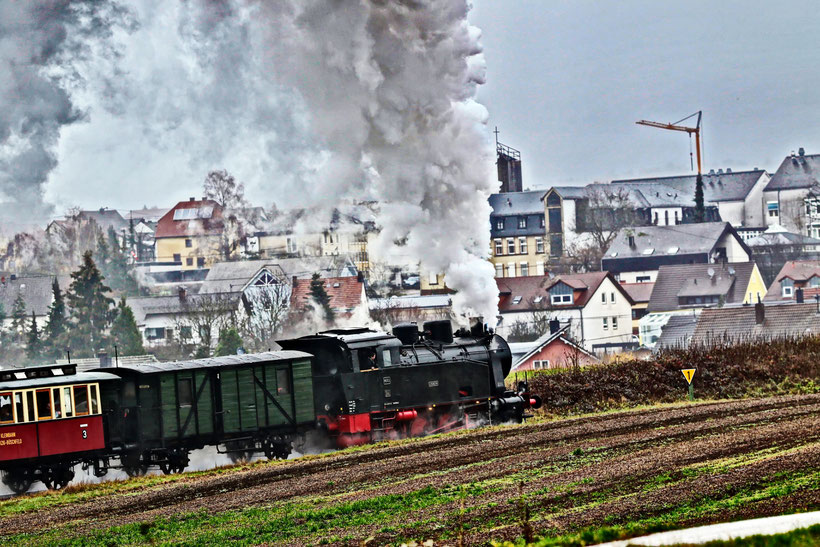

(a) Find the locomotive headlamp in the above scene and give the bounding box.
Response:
[324,404,331,411]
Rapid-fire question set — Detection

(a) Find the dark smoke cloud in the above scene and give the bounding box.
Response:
[0,0,133,225]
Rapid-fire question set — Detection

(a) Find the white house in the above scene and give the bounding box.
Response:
[496,272,635,354]
[762,148,820,237]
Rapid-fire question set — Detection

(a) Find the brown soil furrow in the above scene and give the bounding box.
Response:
[339,414,820,546]
[2,394,818,542]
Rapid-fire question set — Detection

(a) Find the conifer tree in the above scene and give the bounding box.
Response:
[26,312,43,363]
[66,251,114,357]
[44,278,67,359]
[10,293,27,343]
[694,173,705,223]
[110,297,145,356]
[308,273,335,323]
[214,328,243,357]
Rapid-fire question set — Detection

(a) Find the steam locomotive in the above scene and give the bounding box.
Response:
[0,320,540,494]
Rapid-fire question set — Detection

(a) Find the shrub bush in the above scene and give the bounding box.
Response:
[525,337,820,416]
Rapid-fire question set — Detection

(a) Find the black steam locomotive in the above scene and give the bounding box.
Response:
[0,320,539,493]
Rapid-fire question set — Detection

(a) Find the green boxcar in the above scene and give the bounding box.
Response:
[102,351,316,454]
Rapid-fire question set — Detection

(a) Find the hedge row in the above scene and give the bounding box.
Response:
[524,337,820,416]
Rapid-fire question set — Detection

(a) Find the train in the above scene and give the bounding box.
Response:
[0,319,540,494]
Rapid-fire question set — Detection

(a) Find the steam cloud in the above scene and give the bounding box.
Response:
[1,0,499,322]
[0,0,133,226]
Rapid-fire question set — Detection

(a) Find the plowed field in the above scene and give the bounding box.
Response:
[2,394,819,545]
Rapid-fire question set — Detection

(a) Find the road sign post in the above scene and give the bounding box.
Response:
[681,368,696,401]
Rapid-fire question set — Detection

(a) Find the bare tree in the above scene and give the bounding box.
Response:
[203,169,246,209]
[569,185,643,272]
[177,293,239,353]
[239,282,291,351]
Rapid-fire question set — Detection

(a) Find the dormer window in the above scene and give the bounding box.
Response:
[496,219,504,230]
[810,276,820,288]
[549,282,573,305]
[518,217,527,229]
[781,278,794,298]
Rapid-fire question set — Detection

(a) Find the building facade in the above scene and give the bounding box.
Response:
[489,191,548,278]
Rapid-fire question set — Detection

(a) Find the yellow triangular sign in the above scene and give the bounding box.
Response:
[681,368,696,384]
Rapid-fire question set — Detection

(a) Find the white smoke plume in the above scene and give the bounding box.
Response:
[2,0,499,323]
[0,0,134,228]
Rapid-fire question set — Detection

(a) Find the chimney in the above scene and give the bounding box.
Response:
[628,234,635,248]
[726,168,732,173]
[717,168,724,175]
[97,350,112,368]
[755,299,765,325]
[709,169,715,175]
[189,197,196,201]
[796,287,804,303]
[799,147,805,157]
[178,286,187,301]
[549,319,561,335]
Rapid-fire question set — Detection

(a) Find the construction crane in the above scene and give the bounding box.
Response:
[636,110,706,222]
[636,111,702,175]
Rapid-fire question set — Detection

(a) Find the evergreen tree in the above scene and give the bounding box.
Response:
[95,232,111,266]
[26,312,43,363]
[44,278,67,359]
[694,173,705,223]
[110,297,145,356]
[66,251,114,357]
[214,328,243,356]
[309,273,335,323]
[10,293,27,343]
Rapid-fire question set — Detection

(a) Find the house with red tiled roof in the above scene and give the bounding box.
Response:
[290,276,366,318]
[496,271,635,354]
[511,325,599,372]
[764,260,820,302]
[155,198,224,270]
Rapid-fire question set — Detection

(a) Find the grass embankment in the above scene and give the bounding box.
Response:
[520,337,820,417]
[1,395,818,546]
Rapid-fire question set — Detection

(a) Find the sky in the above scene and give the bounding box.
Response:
[470,0,820,190]
[13,0,820,212]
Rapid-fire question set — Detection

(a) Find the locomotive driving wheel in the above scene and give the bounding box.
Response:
[41,465,75,490]
[2,469,34,495]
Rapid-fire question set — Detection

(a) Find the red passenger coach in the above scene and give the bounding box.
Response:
[0,364,119,493]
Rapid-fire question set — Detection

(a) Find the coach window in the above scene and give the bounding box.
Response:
[90,384,100,414]
[25,391,34,422]
[14,392,24,423]
[276,369,291,395]
[0,392,12,423]
[74,385,89,416]
[36,389,53,420]
[62,386,73,418]
[52,387,63,418]
[381,349,394,368]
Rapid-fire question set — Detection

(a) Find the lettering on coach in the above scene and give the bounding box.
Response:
[0,431,23,446]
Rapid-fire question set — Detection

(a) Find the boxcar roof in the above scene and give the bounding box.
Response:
[96,350,313,374]
[0,371,120,391]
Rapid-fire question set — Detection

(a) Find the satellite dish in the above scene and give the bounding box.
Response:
[548,272,555,279]
[707,267,715,278]
[728,266,736,276]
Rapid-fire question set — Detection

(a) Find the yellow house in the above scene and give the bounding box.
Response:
[489,191,548,277]
[155,198,224,270]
